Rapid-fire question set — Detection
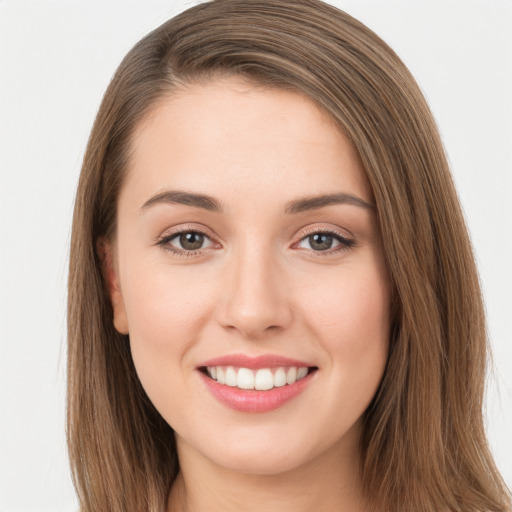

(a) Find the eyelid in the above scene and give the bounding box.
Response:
[154,223,355,258]
[155,223,217,242]
[155,223,221,256]
[297,224,353,240]
[292,224,355,255]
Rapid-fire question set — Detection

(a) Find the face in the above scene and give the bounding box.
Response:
[107,77,391,475]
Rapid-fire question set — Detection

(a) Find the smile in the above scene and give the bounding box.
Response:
[198,355,318,413]
[203,366,310,390]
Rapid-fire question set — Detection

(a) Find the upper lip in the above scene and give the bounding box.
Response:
[198,354,315,369]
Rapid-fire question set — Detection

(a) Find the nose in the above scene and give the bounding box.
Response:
[216,245,293,340]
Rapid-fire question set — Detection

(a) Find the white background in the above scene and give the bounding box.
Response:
[0,1,511,511]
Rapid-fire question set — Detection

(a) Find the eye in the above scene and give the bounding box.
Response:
[296,230,354,253]
[174,232,208,251]
[157,230,216,255]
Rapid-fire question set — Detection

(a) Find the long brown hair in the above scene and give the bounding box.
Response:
[67,1,511,511]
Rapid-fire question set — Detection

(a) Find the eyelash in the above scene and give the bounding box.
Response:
[156,227,355,258]
[295,228,355,256]
[156,227,215,258]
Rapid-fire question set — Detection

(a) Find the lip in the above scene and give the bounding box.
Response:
[197,354,318,413]
[199,353,313,369]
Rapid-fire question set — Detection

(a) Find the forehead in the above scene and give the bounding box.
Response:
[123,77,371,212]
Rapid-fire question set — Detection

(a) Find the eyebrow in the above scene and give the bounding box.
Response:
[141,190,223,212]
[284,193,375,214]
[140,189,375,215]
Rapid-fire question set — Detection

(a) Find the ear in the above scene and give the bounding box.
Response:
[96,238,129,335]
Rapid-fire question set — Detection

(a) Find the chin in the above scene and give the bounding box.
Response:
[212,445,311,476]
[189,421,353,477]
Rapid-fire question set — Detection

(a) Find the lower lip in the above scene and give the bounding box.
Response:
[199,370,316,413]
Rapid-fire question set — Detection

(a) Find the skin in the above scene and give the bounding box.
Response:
[105,77,391,512]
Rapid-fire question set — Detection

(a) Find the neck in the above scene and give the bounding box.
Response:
[167,428,369,512]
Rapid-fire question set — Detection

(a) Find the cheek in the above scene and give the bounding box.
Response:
[303,259,391,391]
[120,264,216,391]
[124,262,213,335]
[306,260,390,341]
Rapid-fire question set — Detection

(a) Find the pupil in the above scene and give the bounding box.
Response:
[310,233,333,251]
[180,232,204,250]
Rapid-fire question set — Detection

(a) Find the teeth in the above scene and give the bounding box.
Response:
[274,367,287,387]
[286,367,297,385]
[237,368,255,390]
[297,367,308,380]
[254,369,273,391]
[225,367,237,387]
[206,365,311,390]
[216,367,226,384]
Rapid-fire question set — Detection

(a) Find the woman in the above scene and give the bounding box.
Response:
[67,1,511,511]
